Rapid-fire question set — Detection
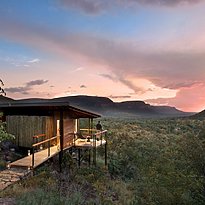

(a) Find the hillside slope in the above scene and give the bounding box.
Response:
[191,109,205,119]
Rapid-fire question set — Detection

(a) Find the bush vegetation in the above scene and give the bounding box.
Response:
[0,113,14,144]
[0,113,15,170]
[1,118,205,204]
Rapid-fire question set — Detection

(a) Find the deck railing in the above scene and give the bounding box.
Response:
[79,128,96,135]
[31,130,108,168]
[79,129,107,136]
[78,129,107,146]
[75,129,108,166]
[32,134,58,168]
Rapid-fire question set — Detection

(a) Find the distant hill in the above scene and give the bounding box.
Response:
[191,109,205,119]
[52,95,192,118]
[0,95,193,118]
[0,95,15,103]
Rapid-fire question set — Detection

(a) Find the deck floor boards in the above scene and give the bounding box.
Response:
[9,146,59,169]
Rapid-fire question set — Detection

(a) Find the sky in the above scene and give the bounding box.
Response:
[0,0,205,112]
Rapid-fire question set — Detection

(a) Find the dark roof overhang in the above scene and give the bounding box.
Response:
[0,101,100,118]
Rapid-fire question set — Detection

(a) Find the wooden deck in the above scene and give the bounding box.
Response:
[8,138,107,169]
[9,145,60,169]
[74,139,106,148]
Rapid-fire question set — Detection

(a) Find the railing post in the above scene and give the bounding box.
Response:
[59,110,64,172]
[48,137,50,157]
[32,146,35,169]
[105,141,107,166]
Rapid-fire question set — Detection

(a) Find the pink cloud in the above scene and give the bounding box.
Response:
[146,83,205,112]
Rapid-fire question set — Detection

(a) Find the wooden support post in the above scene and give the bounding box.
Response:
[88,149,91,167]
[77,119,79,132]
[48,136,50,157]
[78,148,81,167]
[105,132,107,166]
[32,147,35,169]
[88,118,91,135]
[69,147,73,155]
[105,142,107,166]
[59,110,64,172]
[100,132,103,146]
[92,118,97,166]
[91,118,93,136]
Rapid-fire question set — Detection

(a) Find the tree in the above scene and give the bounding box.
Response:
[0,79,14,143]
[0,79,6,96]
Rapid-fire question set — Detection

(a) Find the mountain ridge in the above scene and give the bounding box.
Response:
[0,95,194,118]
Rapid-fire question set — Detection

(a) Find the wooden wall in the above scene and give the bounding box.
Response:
[63,118,75,149]
[6,116,54,148]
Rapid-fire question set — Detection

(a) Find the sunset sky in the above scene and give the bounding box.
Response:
[1,0,205,112]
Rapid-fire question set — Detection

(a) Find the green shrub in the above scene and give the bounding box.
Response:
[106,118,205,204]
[0,113,15,143]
